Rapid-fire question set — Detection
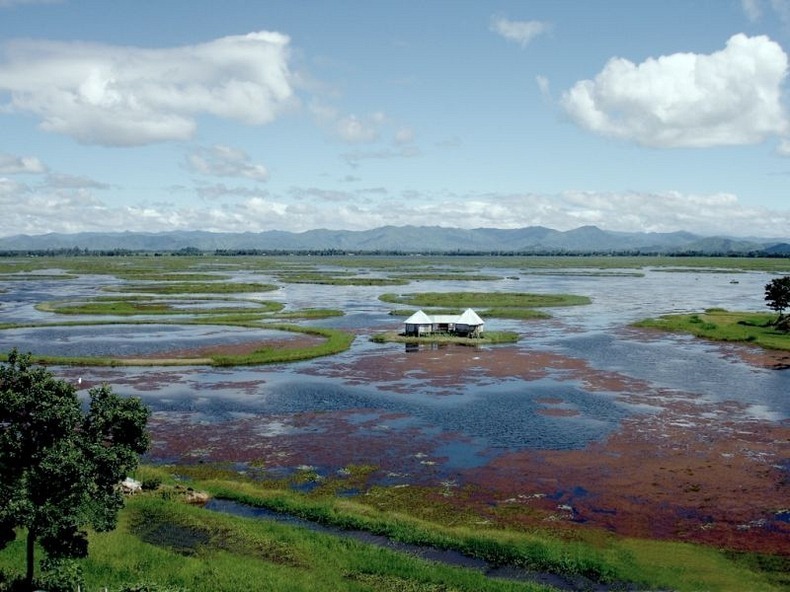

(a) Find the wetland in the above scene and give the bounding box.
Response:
[0,254,788,591]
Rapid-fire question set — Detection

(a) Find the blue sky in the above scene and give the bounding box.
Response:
[1,0,789,238]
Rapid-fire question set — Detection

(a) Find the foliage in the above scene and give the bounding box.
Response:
[764,276,790,322]
[634,310,790,351]
[0,350,150,590]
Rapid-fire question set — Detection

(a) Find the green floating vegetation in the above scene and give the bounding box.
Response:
[389,272,504,281]
[112,272,231,281]
[388,308,549,320]
[210,325,355,367]
[278,273,409,286]
[379,291,591,308]
[0,322,355,367]
[0,273,78,281]
[104,281,279,294]
[370,331,519,345]
[36,296,284,316]
[634,309,790,351]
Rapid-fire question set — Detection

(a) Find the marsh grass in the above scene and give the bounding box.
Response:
[36,296,284,316]
[177,476,784,592]
[634,310,790,351]
[0,322,355,367]
[0,492,549,592]
[379,292,590,308]
[105,281,278,294]
[278,273,410,286]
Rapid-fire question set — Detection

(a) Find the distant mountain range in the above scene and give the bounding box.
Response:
[1,225,789,255]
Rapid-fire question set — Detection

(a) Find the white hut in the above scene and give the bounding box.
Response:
[402,308,484,337]
[455,308,485,337]
[403,310,433,336]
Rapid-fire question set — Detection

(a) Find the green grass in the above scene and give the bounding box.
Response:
[379,292,591,308]
[634,310,790,351]
[36,297,285,316]
[0,491,549,592]
[278,273,410,286]
[105,281,279,294]
[0,322,355,367]
[0,453,786,592]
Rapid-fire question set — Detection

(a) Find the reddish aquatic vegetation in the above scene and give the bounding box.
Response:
[141,342,788,555]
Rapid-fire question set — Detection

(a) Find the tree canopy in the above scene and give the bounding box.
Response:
[764,276,790,323]
[0,350,150,591]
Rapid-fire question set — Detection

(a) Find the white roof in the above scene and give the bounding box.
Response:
[404,310,433,324]
[457,308,484,325]
[403,308,484,326]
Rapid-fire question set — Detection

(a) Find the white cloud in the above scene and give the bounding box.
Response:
[0,152,46,174]
[195,183,268,200]
[561,34,789,148]
[45,173,109,189]
[0,31,295,146]
[535,75,551,102]
[394,126,415,145]
[342,145,421,167]
[744,1,790,28]
[0,181,788,239]
[334,113,385,143]
[742,0,762,21]
[309,102,391,144]
[186,145,269,182]
[490,15,551,47]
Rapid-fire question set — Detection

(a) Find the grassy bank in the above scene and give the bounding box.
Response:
[634,309,790,351]
[379,292,591,308]
[0,322,355,367]
[2,467,780,592]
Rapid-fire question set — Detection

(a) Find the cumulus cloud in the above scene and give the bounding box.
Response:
[0,31,294,146]
[186,145,269,182]
[561,34,789,148]
[0,152,46,174]
[490,15,551,47]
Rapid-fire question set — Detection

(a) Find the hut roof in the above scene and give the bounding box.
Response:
[403,310,433,325]
[458,308,484,325]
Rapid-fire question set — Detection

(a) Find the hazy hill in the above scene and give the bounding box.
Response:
[0,225,786,254]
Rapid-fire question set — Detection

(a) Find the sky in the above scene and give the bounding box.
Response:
[1,0,789,239]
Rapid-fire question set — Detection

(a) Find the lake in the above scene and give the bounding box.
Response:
[0,259,787,551]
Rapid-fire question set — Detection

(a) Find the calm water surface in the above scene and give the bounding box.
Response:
[1,265,787,469]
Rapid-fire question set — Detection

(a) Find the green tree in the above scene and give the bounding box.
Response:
[764,276,790,325]
[0,349,150,591]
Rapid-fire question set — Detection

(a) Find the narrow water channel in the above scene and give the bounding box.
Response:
[204,498,640,592]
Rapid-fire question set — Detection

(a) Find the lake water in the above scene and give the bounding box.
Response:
[1,264,786,461]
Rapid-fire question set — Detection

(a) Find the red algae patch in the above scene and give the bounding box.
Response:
[309,344,605,393]
[138,342,788,555]
[461,394,789,555]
